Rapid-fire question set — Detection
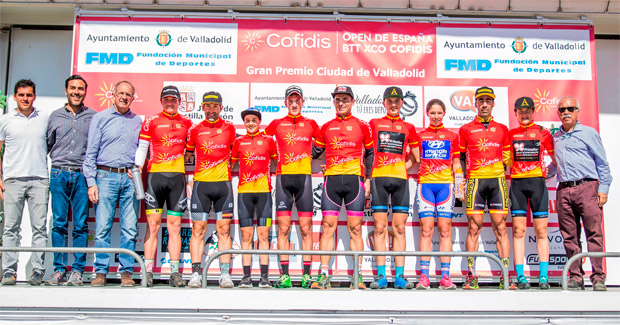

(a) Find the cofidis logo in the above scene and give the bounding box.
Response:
[240,31,332,51]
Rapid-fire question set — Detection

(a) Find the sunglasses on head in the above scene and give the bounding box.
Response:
[558,106,577,113]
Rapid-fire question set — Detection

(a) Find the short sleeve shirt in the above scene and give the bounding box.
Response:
[186,118,236,182]
[231,132,277,193]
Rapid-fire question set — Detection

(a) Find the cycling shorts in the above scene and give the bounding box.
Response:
[465,177,509,215]
[370,177,409,213]
[321,175,366,218]
[190,181,234,221]
[144,172,187,216]
[417,183,454,219]
[275,174,313,218]
[509,177,549,219]
[238,192,272,228]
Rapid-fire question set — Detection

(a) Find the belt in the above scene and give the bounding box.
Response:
[52,165,82,172]
[559,178,597,188]
[97,165,130,174]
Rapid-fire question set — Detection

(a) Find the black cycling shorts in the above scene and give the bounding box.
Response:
[370,177,409,213]
[238,192,272,228]
[190,180,234,221]
[144,172,187,216]
[509,177,549,219]
[321,175,366,217]
[465,177,509,215]
[274,174,314,218]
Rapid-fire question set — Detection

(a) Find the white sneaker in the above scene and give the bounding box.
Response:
[219,273,234,288]
[188,272,202,288]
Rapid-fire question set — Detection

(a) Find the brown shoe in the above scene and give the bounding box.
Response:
[121,272,135,287]
[91,273,107,287]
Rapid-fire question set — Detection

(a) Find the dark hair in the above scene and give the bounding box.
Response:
[426,98,446,112]
[14,79,36,95]
[65,75,88,90]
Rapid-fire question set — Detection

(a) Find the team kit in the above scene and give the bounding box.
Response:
[5,77,597,290]
[129,83,555,291]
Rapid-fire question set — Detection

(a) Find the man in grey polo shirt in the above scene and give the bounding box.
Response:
[46,75,96,286]
[0,79,50,286]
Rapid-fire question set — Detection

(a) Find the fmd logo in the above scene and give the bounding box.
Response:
[445,59,491,71]
[255,105,282,113]
[86,53,134,65]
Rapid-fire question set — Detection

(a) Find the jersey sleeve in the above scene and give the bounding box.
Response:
[268,137,278,159]
[264,120,276,136]
[138,116,153,142]
[231,138,240,162]
[408,124,420,148]
[310,119,321,140]
[362,120,373,149]
[451,132,460,158]
[315,124,327,148]
[229,124,237,147]
[502,125,511,165]
[186,124,197,152]
[458,125,468,152]
[542,127,554,155]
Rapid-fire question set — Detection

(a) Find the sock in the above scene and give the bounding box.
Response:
[420,261,430,277]
[320,265,329,275]
[467,256,476,276]
[220,263,230,275]
[303,261,311,275]
[376,265,386,278]
[170,260,179,274]
[396,266,404,278]
[260,264,269,276]
[243,265,251,276]
[280,260,289,275]
[515,264,524,279]
[145,259,154,272]
[501,258,510,271]
[192,263,201,274]
[440,263,450,278]
[358,263,363,274]
[539,262,549,282]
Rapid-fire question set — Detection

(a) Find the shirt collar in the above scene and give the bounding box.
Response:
[427,123,444,130]
[476,115,493,123]
[337,113,353,120]
[559,121,582,134]
[519,122,535,129]
[13,107,38,118]
[384,114,401,121]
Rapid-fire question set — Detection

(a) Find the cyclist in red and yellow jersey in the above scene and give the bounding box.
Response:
[232,108,277,289]
[459,86,513,290]
[311,85,374,290]
[264,85,320,288]
[134,85,193,287]
[415,99,462,290]
[508,96,556,290]
[184,91,237,289]
[368,86,420,290]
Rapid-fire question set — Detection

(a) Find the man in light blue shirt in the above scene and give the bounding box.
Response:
[83,80,142,287]
[553,95,612,291]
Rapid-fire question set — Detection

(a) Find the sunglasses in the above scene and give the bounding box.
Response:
[558,106,578,113]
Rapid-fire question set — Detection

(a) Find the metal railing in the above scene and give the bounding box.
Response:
[561,251,620,290]
[0,247,148,288]
[204,249,509,289]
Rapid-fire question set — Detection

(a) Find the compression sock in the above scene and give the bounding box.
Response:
[396,266,405,278]
[220,263,230,275]
[501,258,510,271]
[170,260,179,274]
[539,262,549,283]
[192,263,201,274]
[377,265,386,278]
[260,264,269,276]
[440,263,450,278]
[303,261,312,275]
[420,260,430,277]
[515,264,525,279]
[467,256,476,276]
[243,265,251,276]
[280,260,289,275]
[145,259,154,273]
[320,265,329,275]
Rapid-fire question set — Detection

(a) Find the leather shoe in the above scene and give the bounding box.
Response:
[567,279,585,290]
[91,273,107,287]
[592,280,607,291]
[121,272,135,287]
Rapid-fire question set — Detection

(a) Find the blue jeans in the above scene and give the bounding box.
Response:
[50,168,90,273]
[93,169,139,274]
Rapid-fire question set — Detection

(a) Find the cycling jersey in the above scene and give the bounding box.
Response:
[509,122,554,178]
[139,111,193,173]
[418,124,459,183]
[459,116,510,179]
[369,115,419,179]
[264,114,320,175]
[231,132,277,193]
[186,118,236,182]
[315,113,373,177]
